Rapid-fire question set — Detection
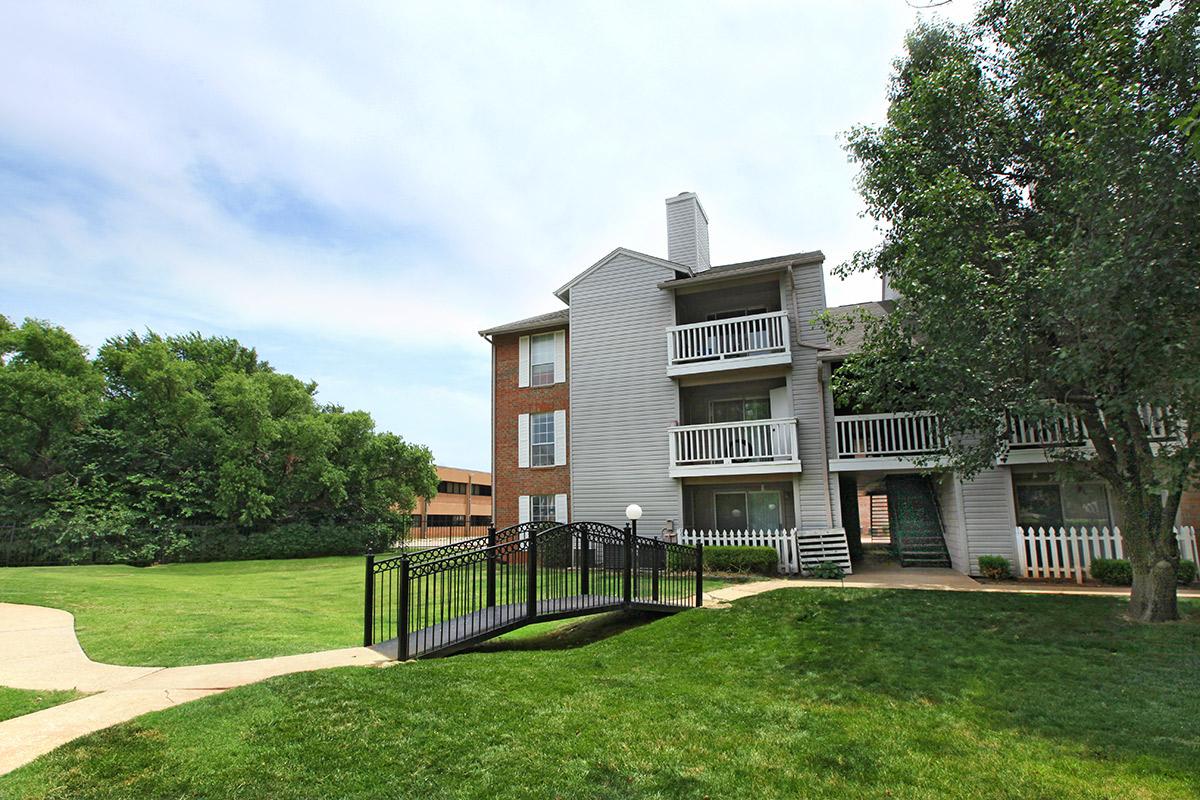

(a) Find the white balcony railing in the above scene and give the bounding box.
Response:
[666,311,790,371]
[835,406,1171,461]
[670,417,800,470]
[835,412,945,459]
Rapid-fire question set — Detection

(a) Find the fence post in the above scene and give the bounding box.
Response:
[695,542,704,607]
[486,525,497,608]
[651,542,660,602]
[363,552,375,647]
[527,527,538,620]
[623,522,633,607]
[397,559,410,661]
[580,527,590,596]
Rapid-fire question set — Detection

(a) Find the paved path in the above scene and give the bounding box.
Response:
[0,603,391,776]
[703,562,1200,605]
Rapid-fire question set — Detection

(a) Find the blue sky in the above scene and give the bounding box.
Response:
[0,1,974,471]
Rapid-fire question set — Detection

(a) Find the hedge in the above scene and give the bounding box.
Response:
[977,555,1012,580]
[703,545,778,575]
[1091,558,1197,586]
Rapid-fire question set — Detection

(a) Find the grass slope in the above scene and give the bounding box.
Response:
[0,557,367,666]
[4,590,1197,799]
[0,558,728,667]
[0,688,84,723]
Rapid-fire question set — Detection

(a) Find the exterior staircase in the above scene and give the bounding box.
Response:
[885,475,952,568]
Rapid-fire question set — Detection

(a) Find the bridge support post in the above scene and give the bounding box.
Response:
[623,523,633,607]
[486,526,497,608]
[527,528,538,621]
[580,528,590,596]
[695,542,704,607]
[398,559,410,661]
[363,552,374,647]
[651,542,660,602]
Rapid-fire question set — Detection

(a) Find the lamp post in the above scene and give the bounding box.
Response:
[625,503,642,538]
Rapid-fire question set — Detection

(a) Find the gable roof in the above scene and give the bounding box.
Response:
[657,250,824,289]
[478,308,570,337]
[554,247,692,302]
[818,300,895,360]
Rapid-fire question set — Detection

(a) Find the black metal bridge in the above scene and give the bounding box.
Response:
[363,521,703,659]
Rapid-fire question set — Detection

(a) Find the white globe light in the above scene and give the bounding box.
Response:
[625,504,643,521]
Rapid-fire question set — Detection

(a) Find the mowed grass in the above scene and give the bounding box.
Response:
[3,590,1197,799]
[0,688,85,723]
[0,557,369,666]
[0,558,727,667]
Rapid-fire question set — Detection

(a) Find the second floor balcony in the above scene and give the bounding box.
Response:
[665,311,791,377]
[668,417,801,478]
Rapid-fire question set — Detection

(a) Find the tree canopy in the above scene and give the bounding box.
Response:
[0,317,438,564]
[833,0,1199,620]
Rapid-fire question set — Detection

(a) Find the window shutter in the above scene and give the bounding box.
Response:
[517,413,530,468]
[553,410,566,466]
[554,494,568,523]
[553,330,566,384]
[518,336,530,388]
[518,495,530,524]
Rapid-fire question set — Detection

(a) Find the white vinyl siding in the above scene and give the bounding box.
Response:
[960,466,1019,573]
[517,413,530,468]
[518,336,530,388]
[936,472,969,573]
[555,493,569,523]
[518,494,531,523]
[553,410,567,466]
[569,251,683,531]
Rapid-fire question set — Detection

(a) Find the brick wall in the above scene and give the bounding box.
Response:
[492,327,570,529]
[1180,489,1200,530]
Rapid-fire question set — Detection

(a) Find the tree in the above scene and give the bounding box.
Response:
[836,0,1200,621]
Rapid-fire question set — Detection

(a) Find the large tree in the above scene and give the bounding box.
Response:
[835,0,1200,621]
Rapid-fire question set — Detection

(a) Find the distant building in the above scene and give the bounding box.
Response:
[411,466,492,537]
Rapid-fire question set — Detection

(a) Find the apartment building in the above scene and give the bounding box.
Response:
[480,192,1197,576]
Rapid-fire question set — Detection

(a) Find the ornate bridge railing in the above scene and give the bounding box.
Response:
[363,520,702,659]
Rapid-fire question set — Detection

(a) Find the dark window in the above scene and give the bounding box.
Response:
[469,515,492,527]
[471,484,492,496]
[438,481,467,494]
[1013,475,1111,529]
[427,514,466,527]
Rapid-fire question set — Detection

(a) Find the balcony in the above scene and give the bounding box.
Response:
[669,417,801,478]
[665,311,791,377]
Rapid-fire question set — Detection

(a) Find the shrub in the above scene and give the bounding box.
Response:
[1177,560,1196,586]
[703,545,778,576]
[1090,558,1133,586]
[805,560,845,580]
[977,555,1012,580]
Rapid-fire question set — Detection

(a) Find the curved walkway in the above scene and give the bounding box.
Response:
[0,603,391,775]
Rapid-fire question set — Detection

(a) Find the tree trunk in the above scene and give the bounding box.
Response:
[1118,491,1180,623]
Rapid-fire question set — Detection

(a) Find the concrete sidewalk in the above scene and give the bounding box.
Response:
[704,561,1200,605]
[0,603,391,775]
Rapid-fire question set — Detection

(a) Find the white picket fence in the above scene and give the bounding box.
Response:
[1014,525,1198,584]
[677,528,852,576]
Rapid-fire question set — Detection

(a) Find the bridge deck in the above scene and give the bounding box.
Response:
[372,593,687,659]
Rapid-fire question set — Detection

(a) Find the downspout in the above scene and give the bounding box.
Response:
[788,263,834,528]
[480,332,495,525]
[817,365,834,528]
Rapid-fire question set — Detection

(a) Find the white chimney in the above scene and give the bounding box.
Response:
[665,192,710,272]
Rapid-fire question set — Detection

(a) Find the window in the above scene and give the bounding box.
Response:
[438,481,467,495]
[469,515,492,527]
[530,411,555,466]
[715,490,782,531]
[530,333,555,386]
[471,483,492,496]
[1014,474,1111,529]
[530,495,556,522]
[427,514,466,528]
[710,397,771,424]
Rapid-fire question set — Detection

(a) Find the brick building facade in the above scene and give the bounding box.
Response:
[487,315,570,529]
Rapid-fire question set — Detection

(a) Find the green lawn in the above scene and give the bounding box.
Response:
[0,687,84,723]
[0,557,727,667]
[3,590,1197,799]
